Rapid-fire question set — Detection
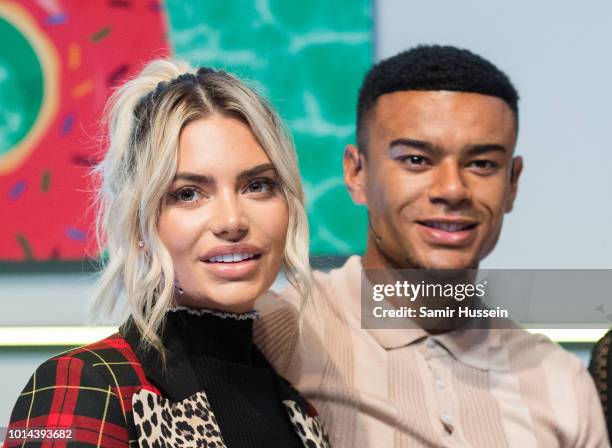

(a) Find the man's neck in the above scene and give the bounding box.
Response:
[361,232,481,334]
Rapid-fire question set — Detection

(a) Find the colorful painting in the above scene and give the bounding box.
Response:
[0,0,169,261]
[165,0,372,255]
[1,0,371,263]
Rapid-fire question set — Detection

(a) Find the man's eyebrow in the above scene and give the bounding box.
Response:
[236,163,277,182]
[389,138,439,154]
[466,144,508,156]
[389,139,509,157]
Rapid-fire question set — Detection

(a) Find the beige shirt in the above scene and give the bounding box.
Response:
[255,256,609,448]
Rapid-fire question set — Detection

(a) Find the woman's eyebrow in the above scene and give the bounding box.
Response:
[172,164,277,184]
[236,163,276,181]
[172,173,213,184]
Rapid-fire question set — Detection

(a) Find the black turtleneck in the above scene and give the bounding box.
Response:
[161,309,304,448]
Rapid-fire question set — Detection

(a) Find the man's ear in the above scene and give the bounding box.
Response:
[343,144,367,205]
[505,155,523,212]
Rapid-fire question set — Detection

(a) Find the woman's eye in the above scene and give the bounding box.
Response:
[246,178,276,194]
[171,187,201,202]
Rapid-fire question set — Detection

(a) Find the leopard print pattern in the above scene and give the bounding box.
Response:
[132,388,227,448]
[283,400,331,448]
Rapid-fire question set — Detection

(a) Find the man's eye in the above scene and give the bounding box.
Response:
[469,160,498,169]
[246,178,276,194]
[171,187,201,202]
[400,155,429,166]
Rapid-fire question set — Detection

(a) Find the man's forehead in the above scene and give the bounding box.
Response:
[375,90,514,125]
[368,90,517,148]
[374,90,513,114]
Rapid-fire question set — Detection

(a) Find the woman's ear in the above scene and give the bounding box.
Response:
[343,144,367,205]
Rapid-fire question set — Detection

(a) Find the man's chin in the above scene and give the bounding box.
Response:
[374,243,480,270]
[416,254,480,270]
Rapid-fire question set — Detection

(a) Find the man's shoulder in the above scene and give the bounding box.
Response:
[257,255,363,315]
[499,327,586,373]
[254,256,363,374]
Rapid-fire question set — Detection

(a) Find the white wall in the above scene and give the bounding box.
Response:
[376,0,612,269]
[0,274,107,426]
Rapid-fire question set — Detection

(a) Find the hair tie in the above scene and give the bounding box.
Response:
[173,73,198,85]
[196,67,216,80]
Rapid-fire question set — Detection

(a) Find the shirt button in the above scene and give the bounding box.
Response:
[440,411,454,433]
[426,338,436,349]
[436,377,445,390]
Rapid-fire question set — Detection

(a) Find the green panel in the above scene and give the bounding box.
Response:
[164,0,371,255]
[0,17,44,156]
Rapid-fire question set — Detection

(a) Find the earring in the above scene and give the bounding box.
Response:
[174,284,184,295]
[138,240,144,248]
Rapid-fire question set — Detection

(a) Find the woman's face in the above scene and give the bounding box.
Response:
[158,115,289,312]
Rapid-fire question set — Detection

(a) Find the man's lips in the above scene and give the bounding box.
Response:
[416,219,479,246]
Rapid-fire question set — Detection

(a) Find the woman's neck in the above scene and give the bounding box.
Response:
[165,306,258,365]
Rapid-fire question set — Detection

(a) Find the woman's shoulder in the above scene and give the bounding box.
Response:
[5,332,158,447]
[35,332,152,389]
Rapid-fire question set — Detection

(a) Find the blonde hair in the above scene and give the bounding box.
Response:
[92,59,311,355]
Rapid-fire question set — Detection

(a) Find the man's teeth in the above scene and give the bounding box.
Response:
[426,222,472,232]
[207,253,256,263]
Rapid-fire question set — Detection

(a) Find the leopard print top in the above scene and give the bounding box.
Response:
[132,389,331,448]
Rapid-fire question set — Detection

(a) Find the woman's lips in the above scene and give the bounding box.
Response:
[416,221,478,247]
[201,254,262,280]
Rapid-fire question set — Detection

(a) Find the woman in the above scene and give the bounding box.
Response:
[6,60,329,447]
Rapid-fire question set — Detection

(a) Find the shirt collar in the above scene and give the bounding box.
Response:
[120,317,200,401]
[343,255,493,371]
[431,323,492,371]
[120,309,262,402]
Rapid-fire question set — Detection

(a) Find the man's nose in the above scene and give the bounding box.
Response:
[209,191,249,242]
[428,160,472,208]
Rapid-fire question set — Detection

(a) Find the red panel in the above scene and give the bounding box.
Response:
[0,0,169,261]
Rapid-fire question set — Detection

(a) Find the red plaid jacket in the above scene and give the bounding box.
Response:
[4,331,160,447]
[4,319,330,448]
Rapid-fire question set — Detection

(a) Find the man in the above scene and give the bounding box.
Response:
[255,45,608,447]
[590,329,612,440]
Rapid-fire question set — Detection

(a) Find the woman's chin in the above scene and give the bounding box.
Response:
[176,289,261,313]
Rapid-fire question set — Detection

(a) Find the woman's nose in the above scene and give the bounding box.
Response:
[208,192,249,242]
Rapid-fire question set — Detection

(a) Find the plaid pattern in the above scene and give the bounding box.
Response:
[4,333,160,448]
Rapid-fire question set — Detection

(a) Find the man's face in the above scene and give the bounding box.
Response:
[346,90,522,269]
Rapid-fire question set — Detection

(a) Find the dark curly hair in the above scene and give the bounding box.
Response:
[357,45,519,151]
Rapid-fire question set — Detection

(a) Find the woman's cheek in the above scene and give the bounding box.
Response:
[159,210,204,255]
[253,200,289,255]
